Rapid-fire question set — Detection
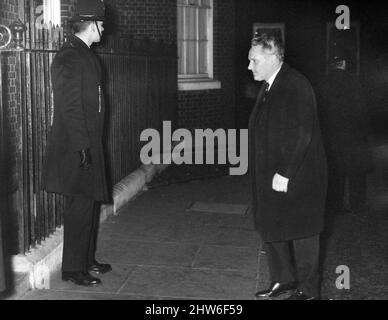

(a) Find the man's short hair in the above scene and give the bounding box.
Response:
[251,32,285,62]
[71,21,94,33]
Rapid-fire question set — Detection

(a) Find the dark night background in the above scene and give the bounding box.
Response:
[235,0,388,135]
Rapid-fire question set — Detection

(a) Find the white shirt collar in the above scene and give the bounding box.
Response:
[267,63,283,91]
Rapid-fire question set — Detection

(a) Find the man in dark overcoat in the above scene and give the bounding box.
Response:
[248,33,328,300]
[316,55,372,215]
[42,0,112,286]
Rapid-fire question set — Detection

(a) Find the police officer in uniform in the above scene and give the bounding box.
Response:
[43,0,111,286]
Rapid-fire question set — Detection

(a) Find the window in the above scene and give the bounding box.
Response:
[42,0,61,27]
[177,0,220,90]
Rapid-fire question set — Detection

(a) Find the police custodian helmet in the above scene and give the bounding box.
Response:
[70,0,106,22]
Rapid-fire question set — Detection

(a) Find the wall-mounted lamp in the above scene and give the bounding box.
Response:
[10,19,27,51]
[0,24,12,50]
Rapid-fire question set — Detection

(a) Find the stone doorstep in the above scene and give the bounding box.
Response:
[9,163,169,298]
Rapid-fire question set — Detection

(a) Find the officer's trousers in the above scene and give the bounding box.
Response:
[62,196,100,272]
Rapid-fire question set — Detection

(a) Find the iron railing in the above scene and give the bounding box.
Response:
[0,18,177,253]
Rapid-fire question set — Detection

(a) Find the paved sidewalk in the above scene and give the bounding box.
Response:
[19,143,388,300]
[20,174,265,300]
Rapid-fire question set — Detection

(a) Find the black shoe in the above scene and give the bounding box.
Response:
[255,282,297,298]
[286,289,319,300]
[88,261,112,274]
[62,271,101,286]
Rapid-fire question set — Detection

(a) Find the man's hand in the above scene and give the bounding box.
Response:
[79,149,92,170]
[272,173,289,193]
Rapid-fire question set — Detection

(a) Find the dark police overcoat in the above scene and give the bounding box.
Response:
[43,35,109,202]
[249,63,328,243]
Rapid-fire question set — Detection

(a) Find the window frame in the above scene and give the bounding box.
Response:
[177,0,215,82]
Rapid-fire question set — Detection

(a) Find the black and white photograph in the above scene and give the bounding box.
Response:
[0,0,387,308]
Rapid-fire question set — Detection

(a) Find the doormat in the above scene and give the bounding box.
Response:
[186,202,248,215]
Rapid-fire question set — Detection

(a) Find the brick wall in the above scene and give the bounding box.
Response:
[1,55,18,177]
[178,0,236,130]
[104,0,177,42]
[61,0,76,22]
[0,0,19,26]
[0,1,20,187]
[0,0,21,253]
[103,0,236,130]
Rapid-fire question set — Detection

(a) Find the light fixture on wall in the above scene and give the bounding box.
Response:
[10,19,27,51]
[0,24,12,50]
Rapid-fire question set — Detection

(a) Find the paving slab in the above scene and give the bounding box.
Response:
[119,266,257,300]
[203,226,261,248]
[96,240,200,268]
[193,245,258,272]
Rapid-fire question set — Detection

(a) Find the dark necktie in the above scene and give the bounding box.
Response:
[263,82,270,102]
